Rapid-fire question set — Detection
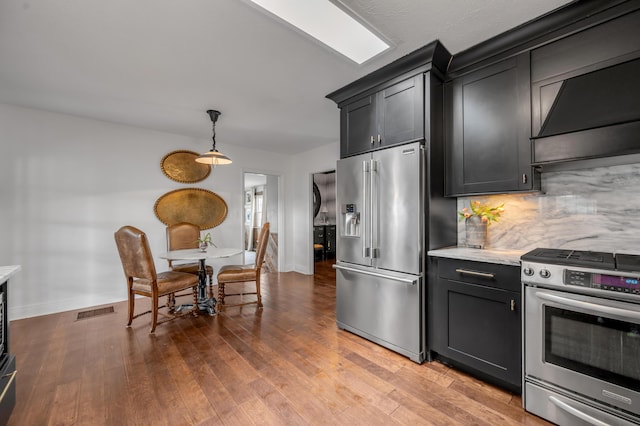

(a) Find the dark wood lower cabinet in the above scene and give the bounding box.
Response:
[429,257,522,393]
[314,225,336,260]
[0,355,16,424]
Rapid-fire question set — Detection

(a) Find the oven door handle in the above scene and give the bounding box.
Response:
[537,292,640,322]
[549,396,611,426]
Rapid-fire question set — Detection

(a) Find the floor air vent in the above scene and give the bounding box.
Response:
[76,306,115,320]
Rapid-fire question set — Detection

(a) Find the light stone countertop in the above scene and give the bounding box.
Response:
[427,247,526,266]
[0,265,21,283]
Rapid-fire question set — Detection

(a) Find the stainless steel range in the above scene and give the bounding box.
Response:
[521,248,640,426]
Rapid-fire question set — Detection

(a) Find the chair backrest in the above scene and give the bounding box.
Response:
[114,225,157,281]
[254,222,270,270]
[166,222,200,251]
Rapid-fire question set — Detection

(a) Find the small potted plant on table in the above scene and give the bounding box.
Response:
[197,233,213,252]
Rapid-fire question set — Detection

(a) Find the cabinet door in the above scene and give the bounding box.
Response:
[313,226,325,245]
[431,277,521,390]
[445,54,534,196]
[341,95,376,157]
[377,75,424,149]
[325,225,336,257]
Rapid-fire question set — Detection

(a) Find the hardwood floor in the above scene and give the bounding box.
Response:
[8,262,550,425]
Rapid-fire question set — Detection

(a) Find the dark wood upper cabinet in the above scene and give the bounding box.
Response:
[341,95,376,157]
[445,53,539,196]
[340,75,424,157]
[378,75,424,148]
[327,40,451,159]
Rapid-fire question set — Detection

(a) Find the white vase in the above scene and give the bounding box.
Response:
[199,242,208,252]
[465,216,487,249]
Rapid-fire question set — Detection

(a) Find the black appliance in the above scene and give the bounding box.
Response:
[522,248,640,426]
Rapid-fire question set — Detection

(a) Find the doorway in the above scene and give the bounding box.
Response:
[244,172,279,271]
[312,170,336,275]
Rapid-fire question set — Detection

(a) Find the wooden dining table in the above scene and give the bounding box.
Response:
[159,247,243,315]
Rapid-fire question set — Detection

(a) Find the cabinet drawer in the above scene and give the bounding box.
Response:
[437,258,520,292]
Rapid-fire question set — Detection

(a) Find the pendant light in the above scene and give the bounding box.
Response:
[196,109,232,166]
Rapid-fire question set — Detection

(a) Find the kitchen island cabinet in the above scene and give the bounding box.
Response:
[428,256,521,393]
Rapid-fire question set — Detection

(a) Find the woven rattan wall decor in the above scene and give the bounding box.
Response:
[154,188,227,229]
[160,150,211,183]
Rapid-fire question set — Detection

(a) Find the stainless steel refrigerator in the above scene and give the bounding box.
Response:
[334,141,452,363]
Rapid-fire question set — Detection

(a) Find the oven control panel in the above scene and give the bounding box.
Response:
[522,261,640,300]
[564,269,640,294]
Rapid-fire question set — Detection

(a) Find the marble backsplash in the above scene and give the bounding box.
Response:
[457,162,640,253]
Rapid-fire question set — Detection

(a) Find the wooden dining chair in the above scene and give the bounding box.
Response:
[114,225,199,333]
[166,222,215,297]
[217,222,270,310]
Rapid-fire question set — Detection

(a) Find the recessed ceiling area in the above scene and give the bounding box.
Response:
[0,0,573,155]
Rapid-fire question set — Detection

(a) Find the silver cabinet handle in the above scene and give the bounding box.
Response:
[377,134,381,144]
[455,268,495,279]
[522,173,528,184]
[510,299,516,311]
[370,135,375,145]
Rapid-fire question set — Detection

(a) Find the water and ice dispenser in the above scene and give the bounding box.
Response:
[342,203,360,237]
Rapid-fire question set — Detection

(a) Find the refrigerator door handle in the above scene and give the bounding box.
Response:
[362,160,370,258]
[370,158,378,259]
[333,264,418,285]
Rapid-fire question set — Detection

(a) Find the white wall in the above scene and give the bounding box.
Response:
[0,104,306,320]
[291,143,340,274]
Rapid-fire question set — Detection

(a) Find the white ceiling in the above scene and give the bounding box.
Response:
[0,0,573,155]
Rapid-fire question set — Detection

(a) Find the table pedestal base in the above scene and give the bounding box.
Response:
[198,297,216,316]
[175,297,217,316]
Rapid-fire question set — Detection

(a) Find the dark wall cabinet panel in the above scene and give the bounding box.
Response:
[531,9,640,136]
[340,75,425,158]
[379,76,424,147]
[429,258,522,393]
[341,95,377,157]
[445,53,537,196]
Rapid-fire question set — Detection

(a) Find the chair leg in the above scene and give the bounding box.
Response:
[167,293,176,312]
[218,282,225,310]
[127,287,134,327]
[150,291,159,333]
[191,286,199,317]
[256,275,263,308]
[207,272,214,300]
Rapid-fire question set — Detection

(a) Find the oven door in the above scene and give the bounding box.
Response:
[525,286,640,416]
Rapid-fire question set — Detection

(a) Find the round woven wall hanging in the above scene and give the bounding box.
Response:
[154,188,227,229]
[160,150,211,183]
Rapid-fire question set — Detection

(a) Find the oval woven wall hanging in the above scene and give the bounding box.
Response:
[160,150,211,183]
[154,188,227,229]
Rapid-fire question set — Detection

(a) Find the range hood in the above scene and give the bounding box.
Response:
[532,57,640,167]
